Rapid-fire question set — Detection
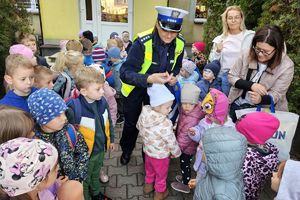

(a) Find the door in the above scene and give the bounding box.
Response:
[80,0,133,47]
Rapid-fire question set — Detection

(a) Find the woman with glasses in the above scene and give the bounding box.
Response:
[228,25,294,122]
[209,6,255,75]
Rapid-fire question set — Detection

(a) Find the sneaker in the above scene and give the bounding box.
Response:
[99,168,109,183]
[171,181,190,194]
[175,175,182,183]
[116,116,124,125]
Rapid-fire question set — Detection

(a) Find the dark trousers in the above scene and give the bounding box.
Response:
[116,94,124,118]
[180,153,193,185]
[120,89,149,154]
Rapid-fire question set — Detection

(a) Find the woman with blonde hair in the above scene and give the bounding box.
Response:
[52,50,84,98]
[209,5,255,74]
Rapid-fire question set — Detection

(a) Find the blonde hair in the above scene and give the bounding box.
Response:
[115,37,124,49]
[0,105,35,144]
[34,65,54,84]
[52,50,84,72]
[221,6,246,36]
[5,54,33,76]
[75,67,105,90]
[66,40,83,52]
[106,39,118,49]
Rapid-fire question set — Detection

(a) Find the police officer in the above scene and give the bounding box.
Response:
[119,6,188,165]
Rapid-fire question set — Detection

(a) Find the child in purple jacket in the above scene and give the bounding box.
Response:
[171,84,205,193]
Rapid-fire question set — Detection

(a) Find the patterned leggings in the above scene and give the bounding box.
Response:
[180,153,193,185]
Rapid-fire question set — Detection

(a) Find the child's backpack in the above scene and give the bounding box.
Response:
[66,98,95,155]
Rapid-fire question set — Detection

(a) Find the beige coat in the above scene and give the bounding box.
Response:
[228,51,294,111]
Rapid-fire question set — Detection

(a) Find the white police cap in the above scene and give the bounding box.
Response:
[155,6,189,32]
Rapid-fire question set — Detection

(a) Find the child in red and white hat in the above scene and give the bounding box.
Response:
[191,41,207,74]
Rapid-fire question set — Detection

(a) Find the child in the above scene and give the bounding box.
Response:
[191,41,207,73]
[236,112,280,200]
[81,30,94,65]
[0,105,84,200]
[107,47,125,124]
[193,126,247,199]
[66,39,83,52]
[0,54,37,112]
[137,84,181,200]
[51,50,84,98]
[66,67,114,200]
[197,60,230,100]
[9,44,37,66]
[28,88,89,183]
[187,89,234,189]
[92,36,106,64]
[177,59,199,88]
[16,32,50,67]
[0,137,58,199]
[171,84,205,193]
[34,65,54,89]
[271,160,300,199]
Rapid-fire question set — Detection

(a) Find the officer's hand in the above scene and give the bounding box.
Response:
[147,72,171,84]
[167,73,177,86]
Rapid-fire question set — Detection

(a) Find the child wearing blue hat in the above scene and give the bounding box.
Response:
[196,60,230,100]
[28,88,89,183]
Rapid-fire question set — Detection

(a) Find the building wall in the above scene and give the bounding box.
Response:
[40,0,80,42]
[133,0,168,36]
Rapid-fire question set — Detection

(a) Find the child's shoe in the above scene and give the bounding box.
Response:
[154,189,169,200]
[99,168,109,183]
[143,183,154,194]
[171,181,190,193]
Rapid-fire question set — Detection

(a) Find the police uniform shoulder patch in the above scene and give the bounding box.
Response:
[139,34,152,44]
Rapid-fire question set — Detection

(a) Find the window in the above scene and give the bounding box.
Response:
[16,0,39,13]
[85,0,93,20]
[101,0,128,23]
[194,0,207,23]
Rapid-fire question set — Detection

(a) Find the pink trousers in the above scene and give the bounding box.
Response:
[145,154,170,192]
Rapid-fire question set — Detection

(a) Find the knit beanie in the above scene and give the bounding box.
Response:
[107,47,121,59]
[182,59,196,74]
[181,83,200,105]
[28,88,67,125]
[236,112,280,144]
[204,60,221,77]
[147,84,175,107]
[193,41,206,52]
[110,32,119,39]
[0,137,58,197]
[9,44,33,59]
[201,88,228,125]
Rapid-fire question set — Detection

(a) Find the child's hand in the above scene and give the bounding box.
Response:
[109,143,115,151]
[188,127,196,136]
[57,176,69,184]
[188,179,197,189]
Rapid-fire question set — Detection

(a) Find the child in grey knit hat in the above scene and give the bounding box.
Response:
[177,59,200,88]
[171,83,205,193]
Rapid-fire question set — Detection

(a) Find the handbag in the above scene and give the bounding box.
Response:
[235,96,299,161]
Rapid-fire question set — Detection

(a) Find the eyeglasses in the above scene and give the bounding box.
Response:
[227,16,241,21]
[253,46,276,56]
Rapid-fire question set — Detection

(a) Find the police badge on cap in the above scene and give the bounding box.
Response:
[155,6,189,32]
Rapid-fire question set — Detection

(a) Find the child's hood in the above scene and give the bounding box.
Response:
[139,105,167,128]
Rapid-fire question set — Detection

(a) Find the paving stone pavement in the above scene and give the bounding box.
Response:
[101,124,276,200]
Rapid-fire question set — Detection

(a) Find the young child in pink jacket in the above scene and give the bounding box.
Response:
[171,84,205,193]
